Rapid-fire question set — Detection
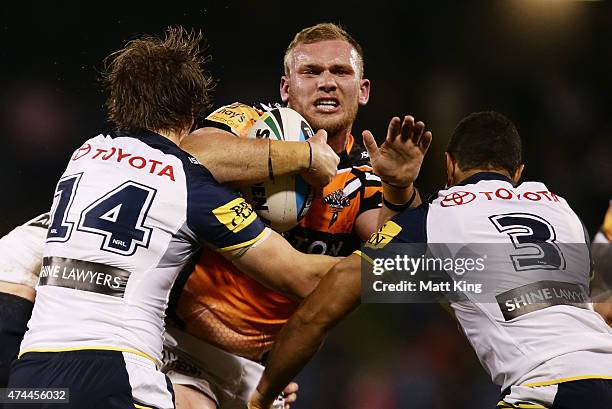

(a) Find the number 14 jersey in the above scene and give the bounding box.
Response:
[20,130,266,365]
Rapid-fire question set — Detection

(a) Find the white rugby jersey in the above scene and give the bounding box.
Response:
[362,172,612,390]
[20,130,267,364]
[0,213,49,288]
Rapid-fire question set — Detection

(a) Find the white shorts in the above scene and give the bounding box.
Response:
[161,325,265,409]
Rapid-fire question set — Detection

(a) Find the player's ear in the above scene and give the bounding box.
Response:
[445,152,455,186]
[280,76,290,104]
[512,164,525,184]
[358,78,370,106]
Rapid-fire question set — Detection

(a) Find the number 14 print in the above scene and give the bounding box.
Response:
[47,173,156,256]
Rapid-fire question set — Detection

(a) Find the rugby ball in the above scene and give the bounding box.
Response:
[241,107,314,232]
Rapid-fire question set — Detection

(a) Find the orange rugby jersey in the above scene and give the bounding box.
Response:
[169,103,382,361]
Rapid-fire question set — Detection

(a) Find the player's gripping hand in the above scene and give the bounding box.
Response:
[362,115,432,188]
[278,381,298,409]
[248,382,299,409]
[302,130,339,189]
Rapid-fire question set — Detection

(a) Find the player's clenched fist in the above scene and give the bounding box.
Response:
[249,382,299,409]
[302,129,339,188]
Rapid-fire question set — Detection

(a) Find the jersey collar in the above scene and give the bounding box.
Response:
[114,129,180,150]
[455,171,515,187]
[338,134,364,169]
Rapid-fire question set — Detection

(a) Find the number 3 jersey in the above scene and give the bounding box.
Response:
[360,172,612,390]
[20,130,267,365]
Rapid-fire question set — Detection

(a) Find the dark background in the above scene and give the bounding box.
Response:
[1,1,611,408]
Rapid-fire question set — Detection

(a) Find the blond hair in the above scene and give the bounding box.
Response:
[283,23,364,77]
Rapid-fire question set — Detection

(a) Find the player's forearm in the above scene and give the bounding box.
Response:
[290,253,340,299]
[181,128,310,186]
[232,230,338,300]
[249,248,338,300]
[0,281,35,302]
[594,299,612,327]
[256,309,327,407]
[255,255,361,405]
[378,183,421,228]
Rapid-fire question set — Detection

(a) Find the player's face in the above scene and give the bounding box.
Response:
[281,40,370,139]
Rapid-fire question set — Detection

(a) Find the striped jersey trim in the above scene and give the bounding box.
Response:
[217,228,268,253]
[523,375,612,388]
[497,401,547,409]
[19,346,158,366]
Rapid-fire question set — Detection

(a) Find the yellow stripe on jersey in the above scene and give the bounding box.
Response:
[353,250,374,265]
[134,404,153,409]
[213,197,258,234]
[19,346,158,365]
[365,220,402,249]
[217,228,268,253]
[496,401,547,409]
[523,375,612,388]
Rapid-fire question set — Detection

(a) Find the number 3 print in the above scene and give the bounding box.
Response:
[489,213,566,272]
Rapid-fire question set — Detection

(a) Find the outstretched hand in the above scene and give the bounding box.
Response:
[363,115,432,188]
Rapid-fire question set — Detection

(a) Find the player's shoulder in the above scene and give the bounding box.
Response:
[340,147,380,185]
[178,148,225,196]
[22,213,51,230]
[341,137,371,166]
[365,203,430,249]
[347,164,380,185]
[1,213,49,246]
[393,202,430,240]
[0,214,48,287]
[202,102,266,137]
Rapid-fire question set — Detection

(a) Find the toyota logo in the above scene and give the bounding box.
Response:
[441,191,476,207]
[72,143,91,160]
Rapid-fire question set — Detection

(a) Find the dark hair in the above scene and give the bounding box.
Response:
[101,26,214,133]
[284,22,365,77]
[447,111,522,175]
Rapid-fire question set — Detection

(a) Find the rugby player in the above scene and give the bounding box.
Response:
[248,112,612,409]
[0,29,342,397]
[593,200,612,325]
[0,213,49,388]
[163,23,431,409]
[5,28,339,409]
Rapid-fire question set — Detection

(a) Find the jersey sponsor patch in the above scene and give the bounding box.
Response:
[366,220,402,248]
[70,142,176,181]
[39,256,130,297]
[212,197,257,233]
[495,280,590,320]
[205,103,260,138]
